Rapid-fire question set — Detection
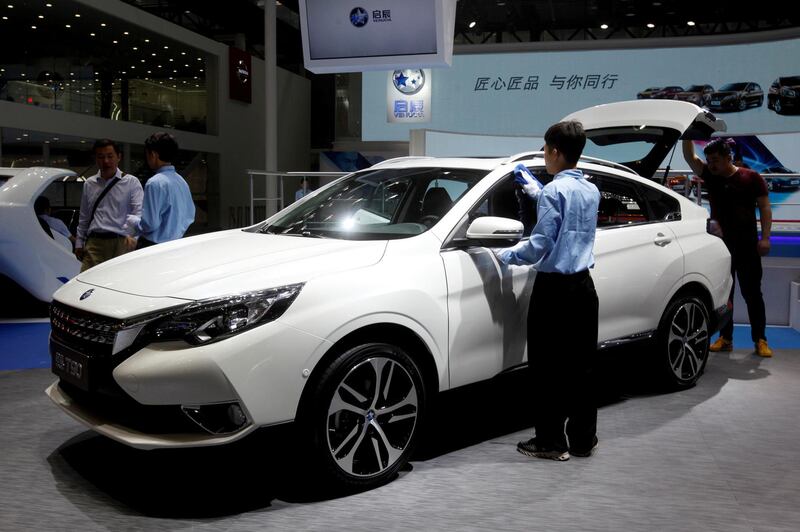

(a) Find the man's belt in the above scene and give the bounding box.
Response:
[88,231,123,239]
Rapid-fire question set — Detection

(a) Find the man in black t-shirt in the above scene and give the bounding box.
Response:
[683,138,773,357]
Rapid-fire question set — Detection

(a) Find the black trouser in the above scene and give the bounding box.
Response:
[721,240,767,343]
[136,237,156,250]
[527,270,598,453]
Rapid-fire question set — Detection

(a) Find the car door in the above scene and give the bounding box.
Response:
[592,174,684,344]
[441,172,537,388]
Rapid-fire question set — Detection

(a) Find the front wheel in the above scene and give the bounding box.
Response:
[298,343,426,490]
[655,295,710,389]
[738,98,747,111]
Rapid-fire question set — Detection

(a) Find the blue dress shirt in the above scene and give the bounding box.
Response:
[136,165,195,243]
[497,168,600,274]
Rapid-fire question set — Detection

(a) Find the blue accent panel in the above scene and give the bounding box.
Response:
[0,323,52,371]
[57,277,69,283]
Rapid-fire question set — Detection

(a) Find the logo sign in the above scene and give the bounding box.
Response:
[228,46,252,103]
[80,289,94,300]
[350,7,369,27]
[236,60,250,84]
[392,69,425,96]
[387,68,431,123]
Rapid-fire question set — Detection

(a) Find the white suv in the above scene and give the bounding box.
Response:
[47,100,732,490]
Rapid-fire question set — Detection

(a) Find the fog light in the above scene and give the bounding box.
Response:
[182,402,250,435]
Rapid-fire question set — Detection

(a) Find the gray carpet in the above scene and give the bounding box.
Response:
[1,348,798,531]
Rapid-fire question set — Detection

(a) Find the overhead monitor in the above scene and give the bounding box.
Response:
[298,0,457,74]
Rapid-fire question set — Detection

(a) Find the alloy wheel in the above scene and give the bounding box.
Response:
[666,301,709,382]
[326,355,419,478]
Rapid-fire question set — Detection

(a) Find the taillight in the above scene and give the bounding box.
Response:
[707,219,723,238]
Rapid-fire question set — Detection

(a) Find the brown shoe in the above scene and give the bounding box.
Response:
[756,339,773,358]
[709,337,733,352]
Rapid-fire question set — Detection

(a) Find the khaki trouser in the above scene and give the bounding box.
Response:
[80,236,129,272]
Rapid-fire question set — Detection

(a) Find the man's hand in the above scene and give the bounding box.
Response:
[124,236,138,252]
[513,164,543,199]
[757,238,771,256]
[75,247,84,261]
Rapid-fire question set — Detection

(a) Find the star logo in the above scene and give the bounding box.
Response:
[392,69,425,95]
[80,289,94,301]
[350,7,368,27]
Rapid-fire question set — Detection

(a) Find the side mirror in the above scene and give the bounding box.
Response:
[466,216,524,241]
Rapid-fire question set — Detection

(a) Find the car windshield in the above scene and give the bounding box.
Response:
[256,167,486,240]
[686,85,705,92]
[781,76,800,86]
[720,83,748,91]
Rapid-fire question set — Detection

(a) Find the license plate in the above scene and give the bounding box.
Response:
[711,100,720,105]
[791,180,799,185]
[51,340,91,391]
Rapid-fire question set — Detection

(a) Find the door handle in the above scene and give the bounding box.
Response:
[654,232,672,247]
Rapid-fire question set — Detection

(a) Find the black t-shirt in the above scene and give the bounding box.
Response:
[701,167,768,245]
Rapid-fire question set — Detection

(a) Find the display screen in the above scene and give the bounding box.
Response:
[304,0,438,60]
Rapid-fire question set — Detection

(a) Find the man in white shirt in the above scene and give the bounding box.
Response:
[75,139,143,271]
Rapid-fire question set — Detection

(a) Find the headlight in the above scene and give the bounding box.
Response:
[141,283,304,345]
[782,87,797,98]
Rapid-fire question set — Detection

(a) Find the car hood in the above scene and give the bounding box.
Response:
[562,99,727,178]
[75,229,388,300]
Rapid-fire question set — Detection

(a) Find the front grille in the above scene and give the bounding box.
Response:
[50,301,123,357]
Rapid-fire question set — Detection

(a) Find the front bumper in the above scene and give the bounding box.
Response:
[47,315,330,449]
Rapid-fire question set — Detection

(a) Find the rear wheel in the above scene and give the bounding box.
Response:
[298,343,426,490]
[655,295,710,389]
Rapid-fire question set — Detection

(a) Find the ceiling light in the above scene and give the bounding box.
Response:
[123,31,129,35]
[140,59,145,62]
[2,16,8,20]
[144,38,149,42]
[184,63,189,67]
[163,45,168,49]
[46,2,52,6]
[112,40,118,44]
[37,15,44,19]
[468,21,476,29]
[132,46,138,50]
[687,20,695,26]
[600,23,608,29]
[647,23,655,28]
[7,4,13,8]
[121,71,127,74]
[100,23,106,27]
[65,24,71,28]
[74,13,80,17]
[89,32,95,36]
[181,51,186,55]
[196,57,201,61]
[30,25,36,29]
[169,58,173,62]
[151,52,156,56]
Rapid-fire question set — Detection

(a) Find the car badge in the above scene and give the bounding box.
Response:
[80,289,94,300]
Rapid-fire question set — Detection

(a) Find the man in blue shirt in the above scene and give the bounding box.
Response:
[133,132,195,249]
[497,121,600,461]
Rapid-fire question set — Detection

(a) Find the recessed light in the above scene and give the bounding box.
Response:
[196,57,201,61]
[65,24,71,28]
[38,15,44,19]
[468,21,476,29]
[123,31,129,35]
[600,23,608,29]
[100,22,106,27]
[647,23,655,28]
[181,51,186,55]
[163,45,168,49]
[184,64,188,67]
[89,32,95,36]
[74,13,80,17]
[112,40,118,44]
[30,25,36,29]
[22,133,28,136]
[7,4,13,8]
[2,16,8,20]
[687,20,695,26]
[144,38,149,42]
[121,71,127,74]
[46,2,52,6]
[157,64,162,68]
[151,53,156,56]
[169,58,173,62]
[132,46,138,50]
[140,59,145,62]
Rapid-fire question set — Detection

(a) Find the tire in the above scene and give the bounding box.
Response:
[738,98,746,111]
[297,342,426,490]
[654,295,710,390]
[758,97,764,107]
[775,98,783,114]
